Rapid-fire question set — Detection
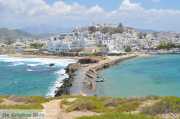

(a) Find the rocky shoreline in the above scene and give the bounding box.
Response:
[55,63,80,97]
[55,54,137,97]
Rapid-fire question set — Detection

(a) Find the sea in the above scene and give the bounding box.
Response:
[97,54,180,97]
[0,55,76,97]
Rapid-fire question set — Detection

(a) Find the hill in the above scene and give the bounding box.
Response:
[0,96,179,119]
[0,28,35,41]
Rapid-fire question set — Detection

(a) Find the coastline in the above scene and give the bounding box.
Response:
[0,52,179,97]
[6,53,81,60]
[0,54,77,97]
[0,53,150,97]
[66,54,138,96]
[0,53,149,97]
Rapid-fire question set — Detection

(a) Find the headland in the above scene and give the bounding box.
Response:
[55,54,138,96]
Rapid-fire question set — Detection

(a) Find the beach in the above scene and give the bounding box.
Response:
[7,53,81,60]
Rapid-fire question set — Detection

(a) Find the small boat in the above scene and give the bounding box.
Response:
[96,78,105,82]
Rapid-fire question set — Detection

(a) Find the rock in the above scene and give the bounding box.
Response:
[49,63,55,67]
[66,63,80,74]
[78,57,99,64]
[55,63,80,97]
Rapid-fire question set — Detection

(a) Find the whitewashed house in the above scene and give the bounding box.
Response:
[47,34,72,53]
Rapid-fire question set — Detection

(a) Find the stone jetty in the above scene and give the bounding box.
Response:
[55,63,80,97]
[69,54,137,96]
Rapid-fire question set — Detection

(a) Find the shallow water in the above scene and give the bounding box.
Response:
[0,55,76,97]
[97,54,180,97]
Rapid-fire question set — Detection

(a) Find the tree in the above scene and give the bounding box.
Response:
[125,46,132,52]
[30,43,44,49]
[117,23,124,33]
[157,41,175,50]
[88,26,97,33]
[118,23,123,28]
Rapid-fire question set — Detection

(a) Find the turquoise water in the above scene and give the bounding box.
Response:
[97,54,180,97]
[0,56,75,96]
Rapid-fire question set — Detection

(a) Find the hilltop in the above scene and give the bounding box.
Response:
[0,28,35,41]
[0,96,179,119]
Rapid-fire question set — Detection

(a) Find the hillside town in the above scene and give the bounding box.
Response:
[1,23,180,55]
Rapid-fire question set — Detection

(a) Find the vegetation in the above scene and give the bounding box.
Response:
[77,113,159,119]
[142,96,180,115]
[61,96,142,113]
[125,46,132,52]
[0,96,48,109]
[0,104,44,109]
[0,96,6,103]
[0,95,179,118]
[30,43,44,49]
[157,41,176,50]
[60,96,180,118]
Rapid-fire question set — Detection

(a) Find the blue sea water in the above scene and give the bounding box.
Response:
[97,54,180,97]
[0,55,76,97]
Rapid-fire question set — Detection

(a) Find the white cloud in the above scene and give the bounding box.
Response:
[0,0,180,32]
[120,0,143,10]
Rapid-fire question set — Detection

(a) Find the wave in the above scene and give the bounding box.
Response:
[27,69,34,72]
[0,55,76,68]
[0,55,76,97]
[55,69,66,75]
[8,62,25,66]
[27,63,42,67]
[46,69,69,97]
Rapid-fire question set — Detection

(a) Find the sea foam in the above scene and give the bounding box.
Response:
[0,55,76,67]
[0,55,76,97]
[9,62,25,66]
[46,69,69,97]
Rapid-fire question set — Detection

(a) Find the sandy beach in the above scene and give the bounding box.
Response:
[7,53,81,60]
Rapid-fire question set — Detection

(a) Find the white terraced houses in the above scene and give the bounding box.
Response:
[47,25,180,54]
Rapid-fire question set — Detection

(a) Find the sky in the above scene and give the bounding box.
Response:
[0,0,180,33]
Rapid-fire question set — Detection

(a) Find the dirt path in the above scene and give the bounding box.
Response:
[43,100,62,119]
[43,99,99,119]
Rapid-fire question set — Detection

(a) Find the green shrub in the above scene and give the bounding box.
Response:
[61,99,73,105]
[157,41,176,50]
[64,96,141,113]
[27,96,49,103]
[0,96,6,103]
[66,97,105,112]
[7,96,48,104]
[0,104,43,109]
[125,46,132,52]
[142,97,180,115]
[0,96,48,109]
[30,43,44,49]
[117,100,141,112]
[77,113,159,119]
